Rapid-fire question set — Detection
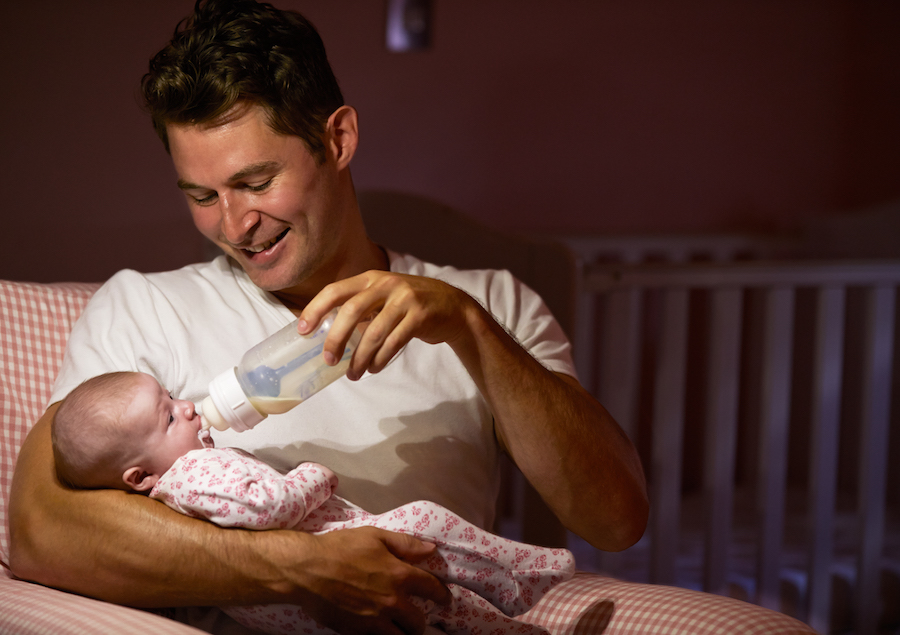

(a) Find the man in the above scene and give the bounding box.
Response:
[9,1,648,633]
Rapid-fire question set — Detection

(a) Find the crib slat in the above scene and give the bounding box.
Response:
[572,285,598,392]
[807,286,846,633]
[703,288,743,595]
[755,287,795,611]
[855,286,896,635]
[596,287,644,576]
[599,288,644,441]
[650,288,689,585]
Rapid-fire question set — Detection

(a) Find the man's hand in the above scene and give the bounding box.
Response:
[288,527,451,635]
[298,270,475,380]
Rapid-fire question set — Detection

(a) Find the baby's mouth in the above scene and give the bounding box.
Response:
[198,428,215,448]
[243,228,289,255]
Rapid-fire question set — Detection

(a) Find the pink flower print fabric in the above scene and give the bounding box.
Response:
[151,448,574,635]
[151,448,336,530]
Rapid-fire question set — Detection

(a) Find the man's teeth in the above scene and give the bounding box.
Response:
[244,229,288,254]
[246,236,279,253]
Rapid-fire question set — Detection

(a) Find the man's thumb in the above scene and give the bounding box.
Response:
[382,532,437,562]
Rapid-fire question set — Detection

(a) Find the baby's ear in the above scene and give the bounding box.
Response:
[122,466,160,492]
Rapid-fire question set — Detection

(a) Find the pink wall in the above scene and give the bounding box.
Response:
[2,0,898,283]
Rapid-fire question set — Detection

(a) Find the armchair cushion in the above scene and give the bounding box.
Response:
[0,280,100,565]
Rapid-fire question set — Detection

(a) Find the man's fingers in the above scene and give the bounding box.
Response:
[343,303,406,377]
[380,533,451,607]
[300,270,473,378]
[407,567,452,607]
[381,530,436,561]
[389,599,429,635]
[298,528,445,633]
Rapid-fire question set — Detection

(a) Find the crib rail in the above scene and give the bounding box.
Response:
[572,259,900,635]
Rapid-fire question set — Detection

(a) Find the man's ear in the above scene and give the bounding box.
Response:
[326,105,359,170]
[123,466,160,492]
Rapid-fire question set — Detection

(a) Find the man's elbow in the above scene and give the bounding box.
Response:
[9,487,65,587]
[8,405,68,587]
[9,544,34,581]
[8,524,54,586]
[605,493,649,552]
[582,484,649,553]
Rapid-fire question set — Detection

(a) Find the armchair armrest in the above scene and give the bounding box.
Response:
[0,573,204,635]
[521,572,816,634]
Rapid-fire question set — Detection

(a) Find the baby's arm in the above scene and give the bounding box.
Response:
[150,448,337,530]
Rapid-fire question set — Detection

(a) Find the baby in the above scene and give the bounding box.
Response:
[52,371,574,635]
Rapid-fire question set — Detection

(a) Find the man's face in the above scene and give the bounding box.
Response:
[167,105,347,299]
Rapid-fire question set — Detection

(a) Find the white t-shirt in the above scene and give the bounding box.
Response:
[50,251,575,529]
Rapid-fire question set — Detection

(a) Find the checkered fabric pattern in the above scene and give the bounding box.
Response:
[521,572,816,634]
[0,279,100,565]
[0,578,205,635]
[0,280,818,634]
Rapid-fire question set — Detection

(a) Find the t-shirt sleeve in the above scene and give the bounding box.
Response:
[434,266,577,381]
[483,269,578,381]
[48,269,175,405]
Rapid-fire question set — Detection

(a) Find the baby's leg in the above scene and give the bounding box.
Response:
[416,584,550,635]
[372,501,575,616]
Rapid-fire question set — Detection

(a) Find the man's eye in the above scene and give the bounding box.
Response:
[247,179,273,193]
[192,193,218,206]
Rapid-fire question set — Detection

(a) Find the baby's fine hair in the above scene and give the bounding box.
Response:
[52,372,141,489]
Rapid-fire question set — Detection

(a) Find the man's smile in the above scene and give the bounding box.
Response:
[241,228,290,255]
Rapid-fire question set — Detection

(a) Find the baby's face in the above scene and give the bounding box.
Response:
[123,373,209,476]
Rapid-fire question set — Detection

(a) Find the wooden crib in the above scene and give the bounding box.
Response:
[561,235,900,635]
[359,191,898,633]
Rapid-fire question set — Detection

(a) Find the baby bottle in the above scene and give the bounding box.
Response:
[199,309,361,432]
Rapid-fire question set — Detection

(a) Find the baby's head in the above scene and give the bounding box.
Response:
[52,371,210,492]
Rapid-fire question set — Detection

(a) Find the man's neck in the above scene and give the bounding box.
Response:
[272,240,390,315]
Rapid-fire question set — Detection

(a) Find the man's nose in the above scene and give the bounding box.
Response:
[220,192,260,246]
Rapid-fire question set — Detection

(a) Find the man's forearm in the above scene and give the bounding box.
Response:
[450,301,649,551]
[9,404,297,607]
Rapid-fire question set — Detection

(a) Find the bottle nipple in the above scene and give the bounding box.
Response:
[198,395,230,432]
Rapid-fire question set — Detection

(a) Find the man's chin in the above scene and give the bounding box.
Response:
[226,252,286,288]
[228,249,319,299]
[244,265,309,299]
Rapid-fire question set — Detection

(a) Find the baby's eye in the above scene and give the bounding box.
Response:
[168,413,175,425]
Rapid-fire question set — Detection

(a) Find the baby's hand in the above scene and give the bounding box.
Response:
[198,428,215,448]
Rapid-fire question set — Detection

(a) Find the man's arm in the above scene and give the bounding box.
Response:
[9,404,450,634]
[453,311,648,550]
[302,271,649,551]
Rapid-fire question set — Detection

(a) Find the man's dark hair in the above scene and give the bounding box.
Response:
[141,0,344,163]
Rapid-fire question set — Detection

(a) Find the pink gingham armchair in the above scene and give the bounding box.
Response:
[0,278,815,634]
